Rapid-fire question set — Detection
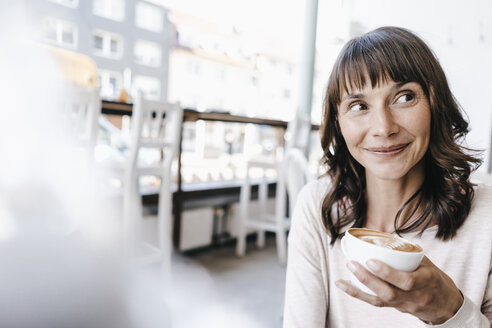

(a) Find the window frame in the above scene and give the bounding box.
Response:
[92,0,125,22]
[43,17,78,49]
[92,29,124,59]
[135,1,164,33]
[133,74,162,101]
[134,39,162,67]
[97,69,123,100]
[48,0,79,8]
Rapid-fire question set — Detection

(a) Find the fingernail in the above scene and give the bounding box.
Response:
[367,260,380,271]
[347,261,357,273]
[335,281,347,292]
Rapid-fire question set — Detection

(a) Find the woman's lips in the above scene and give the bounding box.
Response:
[365,143,410,155]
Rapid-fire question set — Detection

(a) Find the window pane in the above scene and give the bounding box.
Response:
[98,69,122,99]
[93,35,103,50]
[93,0,125,21]
[133,75,161,100]
[110,38,118,53]
[48,0,78,7]
[93,30,122,57]
[134,40,161,66]
[109,77,117,89]
[61,29,73,44]
[135,2,163,32]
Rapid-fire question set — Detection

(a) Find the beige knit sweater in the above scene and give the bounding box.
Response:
[283,178,492,328]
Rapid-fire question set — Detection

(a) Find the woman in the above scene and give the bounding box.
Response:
[283,26,492,327]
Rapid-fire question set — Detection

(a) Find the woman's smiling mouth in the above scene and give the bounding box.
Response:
[364,143,410,156]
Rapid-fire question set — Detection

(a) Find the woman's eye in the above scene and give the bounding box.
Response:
[349,102,366,111]
[395,92,415,104]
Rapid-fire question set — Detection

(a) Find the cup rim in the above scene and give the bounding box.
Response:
[345,228,424,255]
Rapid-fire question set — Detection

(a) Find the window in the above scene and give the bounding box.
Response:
[43,18,77,48]
[98,69,122,100]
[134,40,162,67]
[48,0,78,7]
[92,30,123,58]
[93,0,125,21]
[135,2,163,32]
[133,75,161,100]
[93,35,103,50]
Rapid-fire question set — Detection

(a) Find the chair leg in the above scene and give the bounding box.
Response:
[157,178,172,279]
[236,205,247,256]
[123,176,139,257]
[236,181,250,257]
[276,228,287,265]
[274,167,287,264]
[132,178,143,256]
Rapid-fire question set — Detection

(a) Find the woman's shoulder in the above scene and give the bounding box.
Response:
[463,183,492,231]
[290,175,332,243]
[471,183,492,212]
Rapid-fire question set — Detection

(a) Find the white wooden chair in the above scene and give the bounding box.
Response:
[63,84,100,166]
[106,95,183,270]
[126,95,182,267]
[284,148,314,212]
[235,113,312,264]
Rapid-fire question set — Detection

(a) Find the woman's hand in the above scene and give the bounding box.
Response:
[335,256,464,325]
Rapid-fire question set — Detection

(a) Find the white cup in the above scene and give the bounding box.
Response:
[340,228,424,296]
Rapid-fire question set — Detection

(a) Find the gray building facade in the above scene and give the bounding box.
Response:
[25,0,171,101]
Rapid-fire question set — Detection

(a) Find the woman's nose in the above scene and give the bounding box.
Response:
[370,107,399,137]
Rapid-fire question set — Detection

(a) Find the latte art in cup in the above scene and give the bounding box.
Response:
[349,228,422,253]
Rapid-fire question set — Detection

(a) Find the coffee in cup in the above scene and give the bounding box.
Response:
[340,228,424,295]
[349,228,423,253]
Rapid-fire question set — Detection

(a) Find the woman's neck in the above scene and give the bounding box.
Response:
[364,161,425,233]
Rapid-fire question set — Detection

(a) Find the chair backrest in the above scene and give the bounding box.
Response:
[284,112,312,152]
[63,84,100,162]
[282,148,313,215]
[128,94,183,171]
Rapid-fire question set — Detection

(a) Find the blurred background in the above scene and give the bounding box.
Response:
[20,0,492,166]
[1,0,491,327]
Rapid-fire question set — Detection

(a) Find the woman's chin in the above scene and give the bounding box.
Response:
[366,166,410,181]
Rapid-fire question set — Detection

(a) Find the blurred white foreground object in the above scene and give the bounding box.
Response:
[0,3,171,326]
[63,84,101,167]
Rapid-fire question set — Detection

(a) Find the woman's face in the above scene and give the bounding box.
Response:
[337,78,431,182]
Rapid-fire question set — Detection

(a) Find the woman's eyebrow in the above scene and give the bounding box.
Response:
[341,82,415,103]
[341,92,364,102]
[393,81,411,90]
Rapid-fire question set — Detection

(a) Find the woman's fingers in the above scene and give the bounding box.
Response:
[346,261,402,303]
[365,257,433,292]
[335,279,386,308]
[338,258,464,324]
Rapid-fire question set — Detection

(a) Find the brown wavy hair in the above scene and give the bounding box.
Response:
[320,26,482,245]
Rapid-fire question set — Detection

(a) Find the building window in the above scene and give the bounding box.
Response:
[93,0,125,21]
[43,17,78,48]
[134,40,162,67]
[92,30,123,58]
[98,69,122,100]
[133,75,161,100]
[135,2,163,32]
[48,0,79,7]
